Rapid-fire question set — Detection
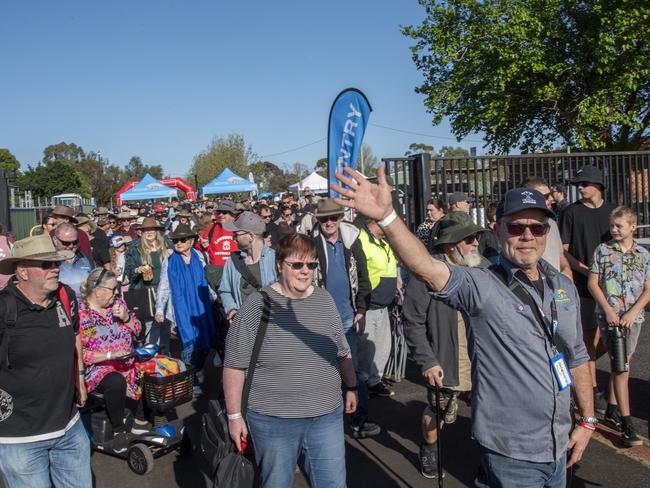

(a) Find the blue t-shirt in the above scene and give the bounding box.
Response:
[325,237,354,325]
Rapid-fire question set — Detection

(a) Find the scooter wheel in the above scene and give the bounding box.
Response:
[127,443,154,475]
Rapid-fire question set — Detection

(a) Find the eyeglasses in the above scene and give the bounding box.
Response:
[462,233,480,244]
[57,239,78,247]
[99,285,120,294]
[172,237,190,244]
[542,192,553,200]
[283,213,292,218]
[284,261,319,270]
[317,215,342,224]
[24,261,61,270]
[505,223,550,237]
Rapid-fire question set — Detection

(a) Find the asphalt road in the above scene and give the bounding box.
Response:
[87,320,650,488]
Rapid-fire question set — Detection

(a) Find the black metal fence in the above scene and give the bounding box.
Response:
[383,151,650,236]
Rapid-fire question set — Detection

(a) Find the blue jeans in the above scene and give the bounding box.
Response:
[479,446,566,488]
[345,327,368,429]
[247,403,346,488]
[0,416,91,488]
[143,319,171,355]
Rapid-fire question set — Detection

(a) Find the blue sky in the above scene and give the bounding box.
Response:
[1,1,485,177]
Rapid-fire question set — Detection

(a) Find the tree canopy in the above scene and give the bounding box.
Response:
[187,133,257,187]
[402,0,650,153]
[0,148,20,172]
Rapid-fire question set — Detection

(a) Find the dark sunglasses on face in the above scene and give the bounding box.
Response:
[317,215,341,224]
[27,261,61,270]
[462,233,480,244]
[506,223,550,237]
[172,237,190,244]
[58,239,78,247]
[284,261,319,270]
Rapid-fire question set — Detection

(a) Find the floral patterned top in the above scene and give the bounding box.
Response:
[590,240,650,323]
[80,298,143,399]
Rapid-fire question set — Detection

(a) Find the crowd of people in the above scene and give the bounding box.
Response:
[0,164,648,487]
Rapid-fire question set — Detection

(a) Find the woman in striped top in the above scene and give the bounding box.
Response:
[223,233,358,488]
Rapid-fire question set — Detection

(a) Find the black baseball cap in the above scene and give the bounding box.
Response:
[496,188,555,220]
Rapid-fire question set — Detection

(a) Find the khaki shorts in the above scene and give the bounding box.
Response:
[596,315,643,356]
[579,296,598,330]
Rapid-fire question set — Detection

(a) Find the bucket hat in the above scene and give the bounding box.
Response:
[222,211,266,235]
[52,205,78,223]
[570,165,605,188]
[0,235,75,275]
[169,224,198,240]
[433,212,485,247]
[75,214,91,226]
[176,210,193,219]
[496,188,555,220]
[139,217,164,231]
[315,198,345,217]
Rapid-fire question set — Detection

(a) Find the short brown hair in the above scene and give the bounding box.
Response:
[275,233,316,267]
[610,206,637,225]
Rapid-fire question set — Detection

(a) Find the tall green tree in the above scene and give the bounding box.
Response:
[0,149,20,172]
[187,133,257,187]
[123,156,163,181]
[17,160,91,198]
[403,0,650,152]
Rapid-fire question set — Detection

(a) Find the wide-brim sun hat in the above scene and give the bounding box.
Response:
[169,224,198,240]
[315,198,345,217]
[52,205,78,224]
[139,217,164,231]
[432,212,485,247]
[0,234,74,275]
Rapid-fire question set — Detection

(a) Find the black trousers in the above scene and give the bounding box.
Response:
[94,372,145,429]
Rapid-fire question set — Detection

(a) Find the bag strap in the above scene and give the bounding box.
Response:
[0,291,17,369]
[57,284,72,321]
[241,290,271,418]
[57,284,80,398]
[208,223,217,243]
[230,252,261,290]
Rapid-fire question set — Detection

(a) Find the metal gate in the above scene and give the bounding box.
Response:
[383,151,649,235]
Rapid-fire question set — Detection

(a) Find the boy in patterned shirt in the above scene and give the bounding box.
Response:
[588,206,650,446]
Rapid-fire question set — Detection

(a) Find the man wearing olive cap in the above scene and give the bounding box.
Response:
[333,167,594,487]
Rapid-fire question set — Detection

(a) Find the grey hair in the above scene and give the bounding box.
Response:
[80,267,117,298]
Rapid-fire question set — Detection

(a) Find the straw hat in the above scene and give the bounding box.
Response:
[0,235,74,275]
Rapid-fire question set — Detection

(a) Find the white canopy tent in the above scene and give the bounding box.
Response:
[288,171,328,193]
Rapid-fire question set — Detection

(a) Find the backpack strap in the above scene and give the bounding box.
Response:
[57,284,72,321]
[230,252,261,290]
[57,284,80,400]
[0,291,17,369]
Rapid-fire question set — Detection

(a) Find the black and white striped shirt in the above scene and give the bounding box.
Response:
[224,286,350,418]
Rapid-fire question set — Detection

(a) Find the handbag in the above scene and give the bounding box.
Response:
[197,290,271,487]
[123,287,156,321]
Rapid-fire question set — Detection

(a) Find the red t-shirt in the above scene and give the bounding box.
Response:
[201,223,238,266]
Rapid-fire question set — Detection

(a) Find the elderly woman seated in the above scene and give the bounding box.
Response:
[79,268,149,436]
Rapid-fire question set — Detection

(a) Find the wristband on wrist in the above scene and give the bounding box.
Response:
[227,412,242,421]
[377,210,398,228]
[577,421,596,431]
[107,351,112,360]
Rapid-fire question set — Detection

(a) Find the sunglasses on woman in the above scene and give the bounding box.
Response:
[284,261,319,270]
[505,223,550,237]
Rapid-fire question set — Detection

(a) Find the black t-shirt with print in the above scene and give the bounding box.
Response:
[0,283,79,441]
[560,200,616,296]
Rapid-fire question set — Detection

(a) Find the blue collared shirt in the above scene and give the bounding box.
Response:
[58,253,92,298]
[325,236,354,325]
[431,257,588,462]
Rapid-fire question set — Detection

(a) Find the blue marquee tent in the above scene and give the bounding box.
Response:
[202,168,258,195]
[120,174,178,201]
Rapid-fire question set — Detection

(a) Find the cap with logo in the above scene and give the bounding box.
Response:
[222,211,266,235]
[496,188,555,220]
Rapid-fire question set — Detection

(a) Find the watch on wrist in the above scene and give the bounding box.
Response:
[345,385,358,392]
[579,416,599,424]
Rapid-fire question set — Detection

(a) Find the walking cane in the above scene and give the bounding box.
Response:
[434,385,444,487]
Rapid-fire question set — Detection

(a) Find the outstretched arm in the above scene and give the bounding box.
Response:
[332,166,450,292]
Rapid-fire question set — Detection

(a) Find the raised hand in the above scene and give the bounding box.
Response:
[331,166,394,221]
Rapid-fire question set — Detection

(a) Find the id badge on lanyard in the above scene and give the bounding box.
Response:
[547,298,573,391]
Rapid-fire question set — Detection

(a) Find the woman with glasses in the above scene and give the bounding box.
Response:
[224,234,357,488]
[79,268,149,437]
[155,224,216,394]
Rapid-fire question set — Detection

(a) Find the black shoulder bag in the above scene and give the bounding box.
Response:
[230,252,261,291]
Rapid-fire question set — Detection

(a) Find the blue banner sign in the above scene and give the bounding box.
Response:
[327,88,372,197]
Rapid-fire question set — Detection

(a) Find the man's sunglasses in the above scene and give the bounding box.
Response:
[505,223,550,237]
[172,237,191,244]
[25,261,61,270]
[284,261,319,270]
[58,239,78,246]
[462,233,481,244]
[317,215,341,224]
